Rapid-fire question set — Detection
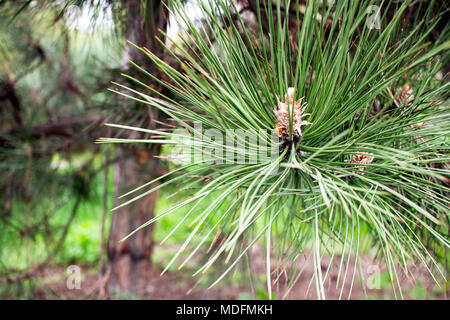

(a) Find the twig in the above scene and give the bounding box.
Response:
[2,195,82,284]
[98,140,111,298]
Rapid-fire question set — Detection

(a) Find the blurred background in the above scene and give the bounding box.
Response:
[0,0,448,300]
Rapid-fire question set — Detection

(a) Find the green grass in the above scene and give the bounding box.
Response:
[0,151,113,270]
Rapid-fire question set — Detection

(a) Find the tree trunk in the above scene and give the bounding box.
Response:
[107,154,159,297]
[106,0,167,298]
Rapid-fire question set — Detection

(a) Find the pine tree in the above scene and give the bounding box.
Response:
[102,0,450,299]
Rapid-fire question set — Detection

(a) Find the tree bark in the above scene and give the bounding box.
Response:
[107,154,160,297]
[106,0,167,298]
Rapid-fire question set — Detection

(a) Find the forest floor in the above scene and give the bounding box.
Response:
[24,244,448,300]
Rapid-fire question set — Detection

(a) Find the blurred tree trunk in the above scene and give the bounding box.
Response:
[106,0,167,298]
